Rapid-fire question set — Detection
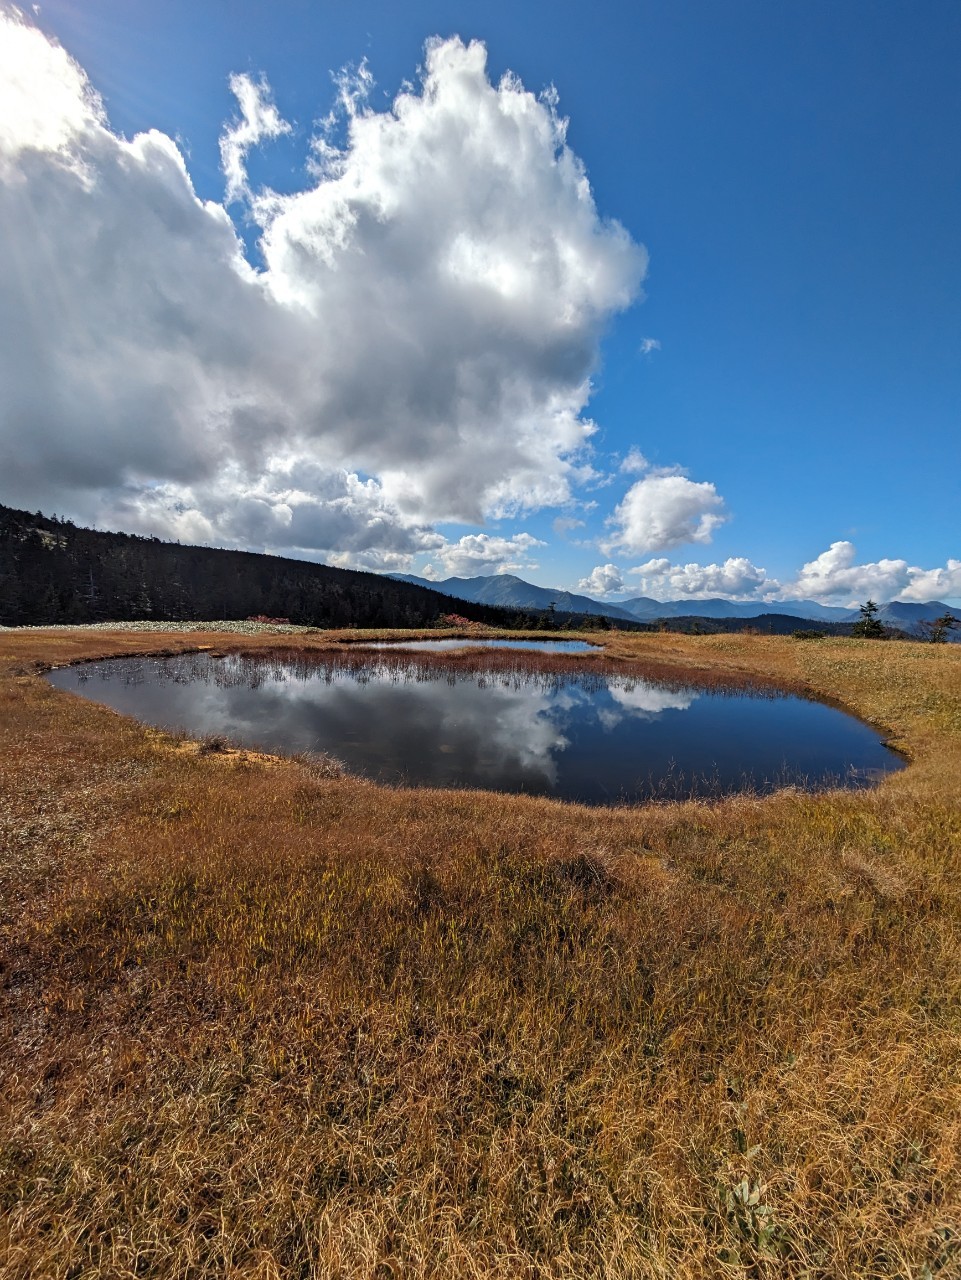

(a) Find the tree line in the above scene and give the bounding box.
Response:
[0,505,522,630]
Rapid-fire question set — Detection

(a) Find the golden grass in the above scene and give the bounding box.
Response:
[1,627,960,1278]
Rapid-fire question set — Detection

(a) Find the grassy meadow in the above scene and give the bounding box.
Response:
[1,626,960,1278]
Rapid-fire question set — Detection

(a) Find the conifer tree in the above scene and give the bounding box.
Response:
[851,599,886,639]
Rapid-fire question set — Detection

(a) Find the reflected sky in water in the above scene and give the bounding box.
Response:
[356,639,599,653]
[48,652,904,805]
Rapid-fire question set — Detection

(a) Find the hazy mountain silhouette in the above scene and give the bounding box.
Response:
[388,573,639,621]
[389,572,960,632]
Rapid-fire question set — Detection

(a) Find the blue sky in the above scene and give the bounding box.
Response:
[3,0,959,603]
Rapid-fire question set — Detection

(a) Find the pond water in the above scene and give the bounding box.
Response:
[356,638,598,653]
[48,652,904,806]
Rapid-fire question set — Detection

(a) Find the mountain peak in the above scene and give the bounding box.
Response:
[386,572,960,632]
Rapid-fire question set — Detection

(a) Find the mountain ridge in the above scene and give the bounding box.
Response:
[2,503,955,635]
[388,573,640,621]
[388,571,960,629]
[0,504,518,630]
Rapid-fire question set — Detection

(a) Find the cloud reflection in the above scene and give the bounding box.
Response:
[48,653,904,804]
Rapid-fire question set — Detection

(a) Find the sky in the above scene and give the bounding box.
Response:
[2,0,959,605]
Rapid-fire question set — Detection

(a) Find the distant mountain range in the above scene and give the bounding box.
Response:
[389,573,640,621]
[3,501,955,637]
[389,572,961,633]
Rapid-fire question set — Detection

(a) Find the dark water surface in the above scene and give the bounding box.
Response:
[357,639,599,653]
[48,652,905,805]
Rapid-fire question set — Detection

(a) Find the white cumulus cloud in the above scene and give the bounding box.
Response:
[0,7,102,164]
[104,460,447,572]
[620,544,961,605]
[896,560,961,602]
[626,556,771,599]
[789,542,907,603]
[0,13,646,565]
[422,533,546,579]
[787,542,961,605]
[577,563,624,596]
[604,472,726,556]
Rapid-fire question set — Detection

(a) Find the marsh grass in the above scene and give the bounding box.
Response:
[1,627,960,1277]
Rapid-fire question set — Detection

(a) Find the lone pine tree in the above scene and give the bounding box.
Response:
[851,599,886,639]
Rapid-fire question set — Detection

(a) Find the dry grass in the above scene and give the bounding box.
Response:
[1,627,960,1278]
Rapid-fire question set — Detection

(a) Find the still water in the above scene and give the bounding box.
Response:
[357,639,598,653]
[48,652,905,806]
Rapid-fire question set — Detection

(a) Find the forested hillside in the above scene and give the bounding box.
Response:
[0,506,515,629]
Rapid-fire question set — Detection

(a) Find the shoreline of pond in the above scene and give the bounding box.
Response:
[47,646,906,806]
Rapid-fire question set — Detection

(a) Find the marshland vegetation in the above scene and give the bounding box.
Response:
[1,626,960,1278]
